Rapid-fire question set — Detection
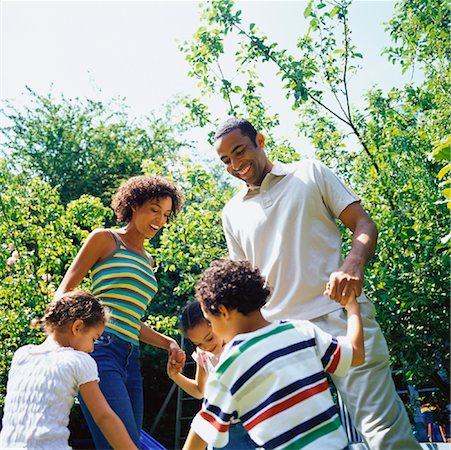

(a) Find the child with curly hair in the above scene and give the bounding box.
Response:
[183,259,364,450]
[0,291,137,450]
[167,301,256,449]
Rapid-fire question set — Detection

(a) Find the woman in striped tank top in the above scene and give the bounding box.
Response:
[56,175,185,449]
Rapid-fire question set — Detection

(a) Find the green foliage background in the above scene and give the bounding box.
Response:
[0,0,449,447]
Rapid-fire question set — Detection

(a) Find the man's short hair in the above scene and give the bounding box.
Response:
[214,118,258,146]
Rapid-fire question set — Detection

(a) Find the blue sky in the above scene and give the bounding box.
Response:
[1,1,417,157]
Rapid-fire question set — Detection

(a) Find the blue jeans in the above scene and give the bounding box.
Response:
[78,332,143,449]
[213,422,256,450]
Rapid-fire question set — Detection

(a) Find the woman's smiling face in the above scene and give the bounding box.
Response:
[130,196,172,239]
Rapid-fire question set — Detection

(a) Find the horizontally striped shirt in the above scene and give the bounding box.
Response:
[191,320,352,449]
[91,231,158,345]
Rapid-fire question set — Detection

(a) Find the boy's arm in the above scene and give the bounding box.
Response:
[344,296,365,366]
[79,381,138,450]
[324,287,364,367]
[182,429,207,450]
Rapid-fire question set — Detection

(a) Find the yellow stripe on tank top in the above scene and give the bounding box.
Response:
[100,300,142,320]
[116,252,153,266]
[92,271,158,293]
[106,322,137,340]
[95,284,153,304]
[91,261,153,278]
[106,311,141,329]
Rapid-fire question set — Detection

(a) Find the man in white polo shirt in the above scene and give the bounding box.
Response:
[214,117,420,450]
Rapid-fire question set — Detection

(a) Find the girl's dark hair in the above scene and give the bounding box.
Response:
[111,175,185,223]
[195,259,270,316]
[180,301,207,336]
[214,117,258,146]
[43,291,107,332]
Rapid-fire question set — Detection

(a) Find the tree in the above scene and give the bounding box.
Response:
[179,0,450,404]
[0,160,113,400]
[1,89,191,205]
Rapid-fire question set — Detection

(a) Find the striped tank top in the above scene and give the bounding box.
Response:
[91,231,158,345]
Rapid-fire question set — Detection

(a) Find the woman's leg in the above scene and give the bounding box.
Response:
[125,344,144,434]
[79,332,141,449]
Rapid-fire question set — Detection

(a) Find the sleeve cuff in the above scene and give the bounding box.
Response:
[191,412,229,448]
[334,336,353,377]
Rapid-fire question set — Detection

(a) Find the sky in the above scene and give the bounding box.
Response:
[1,1,417,158]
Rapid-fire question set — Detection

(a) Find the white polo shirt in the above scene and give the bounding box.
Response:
[222,159,366,321]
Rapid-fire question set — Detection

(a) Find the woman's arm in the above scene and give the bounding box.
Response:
[139,322,185,364]
[55,229,115,298]
[79,381,138,450]
[167,359,208,400]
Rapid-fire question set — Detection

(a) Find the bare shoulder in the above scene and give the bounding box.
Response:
[82,228,117,256]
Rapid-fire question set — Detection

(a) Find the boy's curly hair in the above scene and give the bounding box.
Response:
[43,291,107,332]
[195,259,270,316]
[111,175,184,223]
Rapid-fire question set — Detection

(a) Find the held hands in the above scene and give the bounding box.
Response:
[324,281,359,313]
[323,256,364,307]
[167,342,186,378]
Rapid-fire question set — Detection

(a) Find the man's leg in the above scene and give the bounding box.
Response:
[311,302,421,450]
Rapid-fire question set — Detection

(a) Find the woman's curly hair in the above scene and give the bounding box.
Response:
[111,175,184,223]
[42,291,107,332]
[195,259,270,316]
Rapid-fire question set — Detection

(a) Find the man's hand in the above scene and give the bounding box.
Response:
[325,201,378,306]
[324,255,364,306]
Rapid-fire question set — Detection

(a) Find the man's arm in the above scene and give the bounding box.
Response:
[326,202,378,304]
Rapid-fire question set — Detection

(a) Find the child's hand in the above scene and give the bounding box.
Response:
[168,341,185,365]
[167,352,186,378]
[324,282,357,308]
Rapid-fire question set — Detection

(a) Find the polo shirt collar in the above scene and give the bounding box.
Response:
[238,160,290,198]
[270,160,291,176]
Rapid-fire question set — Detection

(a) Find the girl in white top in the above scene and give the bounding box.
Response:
[167,301,256,450]
[0,291,138,450]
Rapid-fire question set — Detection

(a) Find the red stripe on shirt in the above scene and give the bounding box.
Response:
[199,411,230,432]
[245,380,330,431]
[325,345,341,374]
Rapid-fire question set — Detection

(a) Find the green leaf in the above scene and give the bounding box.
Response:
[430,136,451,161]
[329,5,340,18]
[438,163,451,180]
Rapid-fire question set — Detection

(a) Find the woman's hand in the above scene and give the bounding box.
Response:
[168,341,186,365]
[167,350,186,379]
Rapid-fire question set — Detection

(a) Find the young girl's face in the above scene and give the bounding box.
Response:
[71,322,105,353]
[186,321,223,355]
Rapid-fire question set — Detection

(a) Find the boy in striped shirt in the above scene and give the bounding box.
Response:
[183,259,364,450]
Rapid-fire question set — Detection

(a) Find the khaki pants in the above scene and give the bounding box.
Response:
[311,302,421,450]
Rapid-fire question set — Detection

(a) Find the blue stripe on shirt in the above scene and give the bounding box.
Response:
[240,371,327,423]
[263,405,338,449]
[230,339,316,395]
